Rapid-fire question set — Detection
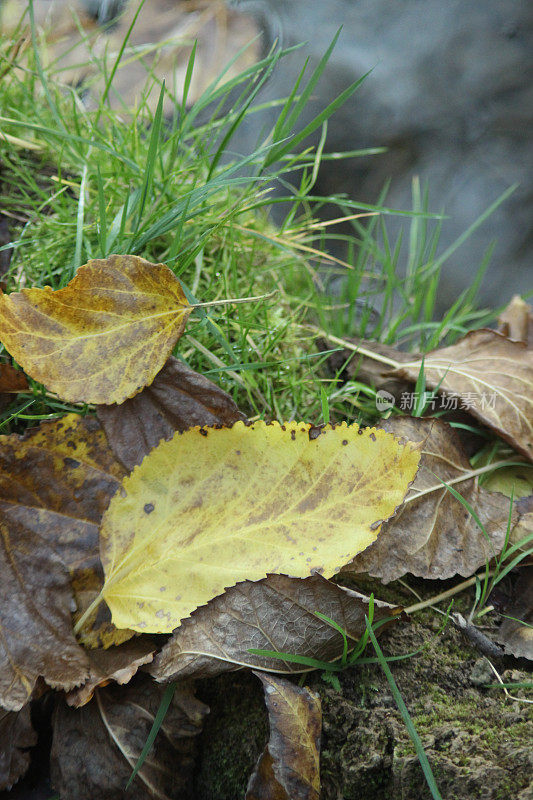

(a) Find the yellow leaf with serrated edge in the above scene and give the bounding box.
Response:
[96,421,419,633]
[0,254,191,405]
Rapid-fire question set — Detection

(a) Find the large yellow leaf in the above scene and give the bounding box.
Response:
[0,254,191,404]
[96,420,419,633]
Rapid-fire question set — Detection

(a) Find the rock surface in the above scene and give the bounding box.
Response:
[229,0,532,310]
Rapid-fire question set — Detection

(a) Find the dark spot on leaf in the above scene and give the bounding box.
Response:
[308,425,323,441]
[357,428,363,435]
[281,425,286,431]
[369,432,376,441]
[199,429,208,437]
[235,450,241,455]
[66,440,77,449]
[342,440,348,446]
[144,503,155,514]
[63,457,80,469]
[291,430,296,441]
[370,519,382,530]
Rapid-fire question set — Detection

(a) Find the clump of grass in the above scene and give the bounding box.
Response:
[0,3,505,434]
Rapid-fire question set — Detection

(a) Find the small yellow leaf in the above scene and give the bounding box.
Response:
[98,421,419,633]
[0,254,192,404]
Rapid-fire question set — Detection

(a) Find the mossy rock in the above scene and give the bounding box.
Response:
[193,609,533,799]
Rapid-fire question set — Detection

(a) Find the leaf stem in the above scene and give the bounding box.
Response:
[73,592,105,636]
[190,290,277,309]
[403,573,495,614]
[304,327,402,369]
[405,459,519,504]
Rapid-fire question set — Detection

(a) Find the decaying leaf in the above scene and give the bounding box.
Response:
[66,639,157,708]
[96,420,419,633]
[0,254,192,404]
[246,673,321,800]
[346,418,517,582]
[495,566,533,660]
[150,574,395,682]
[96,356,247,471]
[498,295,533,346]
[0,706,37,791]
[393,329,533,460]
[0,516,89,711]
[0,413,131,652]
[51,675,209,800]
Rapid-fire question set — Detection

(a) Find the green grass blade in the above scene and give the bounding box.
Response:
[126,681,177,790]
[366,620,443,800]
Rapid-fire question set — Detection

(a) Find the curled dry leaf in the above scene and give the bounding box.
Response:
[393,329,533,460]
[495,566,533,661]
[96,421,419,634]
[0,706,37,791]
[0,413,131,654]
[150,574,394,682]
[96,356,247,471]
[51,675,209,800]
[498,295,533,346]
[0,254,192,404]
[347,417,517,582]
[246,673,321,800]
[66,639,157,708]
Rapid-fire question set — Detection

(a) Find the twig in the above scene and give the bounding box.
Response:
[450,612,504,659]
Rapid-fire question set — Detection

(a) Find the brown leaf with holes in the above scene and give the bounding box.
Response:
[246,673,321,800]
[96,356,247,471]
[495,566,533,660]
[498,295,533,346]
[346,417,517,582]
[0,254,192,404]
[394,329,533,460]
[0,413,131,665]
[66,639,157,707]
[50,674,209,800]
[150,574,395,683]
[0,706,37,791]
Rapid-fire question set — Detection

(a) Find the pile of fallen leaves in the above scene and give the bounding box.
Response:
[0,255,531,799]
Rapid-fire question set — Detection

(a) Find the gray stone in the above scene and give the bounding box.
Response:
[230,0,533,310]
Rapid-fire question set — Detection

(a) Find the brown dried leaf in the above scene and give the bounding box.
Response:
[246,673,321,800]
[0,254,192,404]
[0,516,89,711]
[0,413,131,655]
[66,639,157,708]
[0,363,28,393]
[498,295,533,346]
[150,574,394,683]
[495,566,533,660]
[347,417,516,582]
[96,356,247,471]
[0,706,37,791]
[50,675,209,800]
[394,329,533,460]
